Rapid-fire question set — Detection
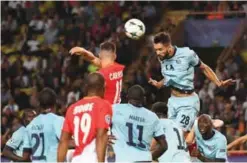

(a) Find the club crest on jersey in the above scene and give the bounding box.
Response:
[105,114,111,125]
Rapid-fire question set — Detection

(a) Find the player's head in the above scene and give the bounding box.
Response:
[198,114,214,139]
[38,87,57,113]
[152,102,168,118]
[85,72,105,98]
[99,41,116,61]
[127,85,146,107]
[23,109,37,126]
[153,32,173,61]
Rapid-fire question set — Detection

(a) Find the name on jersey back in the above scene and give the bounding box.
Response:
[73,103,94,115]
[109,71,123,80]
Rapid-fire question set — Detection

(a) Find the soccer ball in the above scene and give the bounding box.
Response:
[124,18,145,40]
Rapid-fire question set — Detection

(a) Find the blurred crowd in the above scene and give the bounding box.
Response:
[1,1,164,152]
[1,0,246,154]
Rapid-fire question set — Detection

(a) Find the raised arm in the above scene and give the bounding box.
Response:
[199,61,235,87]
[227,135,247,150]
[69,47,101,67]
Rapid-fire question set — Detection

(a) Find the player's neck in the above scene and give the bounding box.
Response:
[101,59,115,68]
[203,130,215,140]
[167,46,176,59]
[85,93,103,99]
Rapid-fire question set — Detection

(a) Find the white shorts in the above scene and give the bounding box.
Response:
[71,139,97,163]
[66,149,75,162]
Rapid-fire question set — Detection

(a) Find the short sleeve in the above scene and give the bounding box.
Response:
[54,116,65,139]
[188,49,201,67]
[215,137,227,159]
[153,115,165,137]
[6,130,22,150]
[62,108,73,134]
[97,101,112,129]
[22,129,31,150]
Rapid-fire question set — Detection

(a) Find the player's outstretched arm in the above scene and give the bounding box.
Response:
[2,146,30,162]
[199,62,235,87]
[148,78,165,89]
[69,47,101,67]
[227,135,247,150]
[152,135,168,160]
[57,131,71,162]
[96,128,108,162]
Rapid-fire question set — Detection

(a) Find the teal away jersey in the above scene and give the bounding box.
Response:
[160,47,200,90]
[111,104,164,162]
[6,126,26,157]
[158,119,190,162]
[23,113,64,162]
[194,120,227,160]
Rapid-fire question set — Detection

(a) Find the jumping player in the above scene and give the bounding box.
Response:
[70,41,125,104]
[57,73,112,163]
[149,32,235,134]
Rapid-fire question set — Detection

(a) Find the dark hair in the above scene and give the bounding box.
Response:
[127,85,145,104]
[153,32,171,44]
[39,88,57,109]
[85,72,105,94]
[100,41,116,53]
[152,102,168,117]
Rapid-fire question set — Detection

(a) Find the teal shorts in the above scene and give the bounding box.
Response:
[168,93,200,131]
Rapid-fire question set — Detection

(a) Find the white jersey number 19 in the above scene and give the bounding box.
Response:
[73,113,92,146]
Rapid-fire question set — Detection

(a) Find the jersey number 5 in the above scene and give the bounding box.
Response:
[74,113,91,146]
[126,122,146,149]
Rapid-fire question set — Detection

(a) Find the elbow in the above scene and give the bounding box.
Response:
[186,138,194,145]
[2,148,10,158]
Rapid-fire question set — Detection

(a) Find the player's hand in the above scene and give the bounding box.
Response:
[69,47,87,55]
[220,79,236,87]
[148,78,159,87]
[108,135,117,146]
[192,149,202,158]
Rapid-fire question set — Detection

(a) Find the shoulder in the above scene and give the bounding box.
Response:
[66,99,84,113]
[143,107,159,120]
[113,103,127,110]
[177,47,195,56]
[114,62,125,69]
[214,130,227,143]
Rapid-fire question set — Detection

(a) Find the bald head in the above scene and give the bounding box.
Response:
[198,114,213,139]
[127,85,145,107]
[85,72,105,97]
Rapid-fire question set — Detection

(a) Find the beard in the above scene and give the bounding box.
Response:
[158,51,169,61]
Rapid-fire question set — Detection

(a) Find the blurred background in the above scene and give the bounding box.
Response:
[1,1,247,161]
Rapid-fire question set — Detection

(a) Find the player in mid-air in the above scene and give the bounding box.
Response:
[109,85,167,162]
[186,114,227,162]
[2,109,36,162]
[151,102,191,162]
[148,32,235,134]
[70,41,125,104]
[57,73,112,163]
[22,88,65,162]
